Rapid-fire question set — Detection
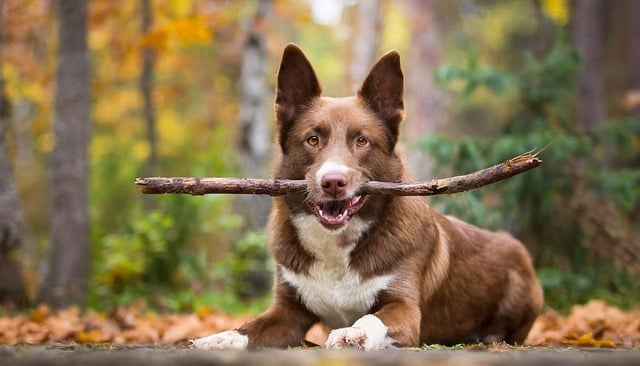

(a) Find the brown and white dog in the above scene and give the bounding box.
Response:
[192,44,543,350]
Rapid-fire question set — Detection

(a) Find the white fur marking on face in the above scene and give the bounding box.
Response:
[315,160,350,186]
[282,214,393,328]
[189,330,249,350]
[325,314,393,350]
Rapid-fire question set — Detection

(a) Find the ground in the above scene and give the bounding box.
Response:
[1,345,639,366]
[0,300,638,365]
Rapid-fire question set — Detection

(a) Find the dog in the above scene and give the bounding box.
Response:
[191,44,543,350]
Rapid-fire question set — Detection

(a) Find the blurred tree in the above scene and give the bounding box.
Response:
[140,0,157,210]
[404,0,451,179]
[349,0,382,89]
[626,0,640,223]
[571,0,606,134]
[39,0,91,308]
[236,0,272,230]
[630,1,640,117]
[0,0,28,308]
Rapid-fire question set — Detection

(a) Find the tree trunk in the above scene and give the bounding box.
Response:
[349,0,382,88]
[628,0,640,116]
[140,0,157,210]
[235,0,272,230]
[0,0,28,308]
[572,0,607,133]
[404,0,450,179]
[39,0,91,308]
[624,0,640,223]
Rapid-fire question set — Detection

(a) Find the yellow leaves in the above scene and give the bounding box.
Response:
[141,16,213,52]
[158,110,188,155]
[562,332,616,348]
[542,0,570,27]
[141,28,171,52]
[93,89,141,128]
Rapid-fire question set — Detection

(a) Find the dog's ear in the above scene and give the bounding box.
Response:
[275,44,322,127]
[358,50,404,134]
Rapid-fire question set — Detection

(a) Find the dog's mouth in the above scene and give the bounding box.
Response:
[308,195,368,230]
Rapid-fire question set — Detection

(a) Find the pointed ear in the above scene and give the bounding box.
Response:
[275,44,322,127]
[358,50,404,130]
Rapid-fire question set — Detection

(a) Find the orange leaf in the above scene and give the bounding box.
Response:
[75,330,106,344]
[28,304,51,323]
[562,332,617,348]
[141,29,169,52]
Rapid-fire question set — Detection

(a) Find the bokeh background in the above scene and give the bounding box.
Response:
[0,0,638,315]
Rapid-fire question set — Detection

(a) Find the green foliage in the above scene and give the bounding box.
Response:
[538,266,640,312]
[421,343,466,350]
[92,211,175,306]
[435,54,514,97]
[426,38,640,311]
[213,230,274,301]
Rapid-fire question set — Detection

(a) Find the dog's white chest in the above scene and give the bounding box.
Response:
[281,214,393,328]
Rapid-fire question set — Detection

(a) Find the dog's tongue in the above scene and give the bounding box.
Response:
[311,196,366,229]
[318,200,349,224]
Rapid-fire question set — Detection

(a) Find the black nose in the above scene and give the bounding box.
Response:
[321,173,348,196]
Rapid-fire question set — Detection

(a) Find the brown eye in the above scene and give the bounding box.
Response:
[307,136,319,146]
[356,136,368,147]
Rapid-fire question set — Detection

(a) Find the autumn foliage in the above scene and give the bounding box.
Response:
[0,300,638,348]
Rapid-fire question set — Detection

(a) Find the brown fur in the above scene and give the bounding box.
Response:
[234,44,543,348]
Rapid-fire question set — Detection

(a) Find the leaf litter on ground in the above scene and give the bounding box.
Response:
[0,300,638,348]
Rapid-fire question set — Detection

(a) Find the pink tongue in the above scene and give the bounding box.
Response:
[321,200,348,219]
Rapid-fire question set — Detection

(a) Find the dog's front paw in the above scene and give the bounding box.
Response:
[190,330,248,350]
[326,327,368,349]
[325,314,392,351]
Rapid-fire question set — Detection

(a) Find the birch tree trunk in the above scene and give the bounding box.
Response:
[236,0,272,229]
[39,0,91,308]
[404,0,450,179]
[349,0,382,89]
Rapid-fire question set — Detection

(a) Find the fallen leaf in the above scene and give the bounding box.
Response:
[562,332,616,348]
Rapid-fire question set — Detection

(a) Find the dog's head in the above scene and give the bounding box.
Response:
[274,44,406,231]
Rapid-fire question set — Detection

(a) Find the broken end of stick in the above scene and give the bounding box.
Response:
[506,149,545,168]
[135,177,156,194]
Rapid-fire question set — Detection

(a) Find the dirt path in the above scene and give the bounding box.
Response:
[1,345,639,366]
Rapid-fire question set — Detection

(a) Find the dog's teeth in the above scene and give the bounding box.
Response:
[319,209,324,217]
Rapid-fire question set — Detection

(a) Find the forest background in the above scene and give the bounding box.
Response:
[0,0,638,320]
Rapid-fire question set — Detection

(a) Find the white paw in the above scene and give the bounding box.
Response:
[190,330,249,350]
[325,314,392,351]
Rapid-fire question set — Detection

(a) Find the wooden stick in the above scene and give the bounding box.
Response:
[135,150,543,197]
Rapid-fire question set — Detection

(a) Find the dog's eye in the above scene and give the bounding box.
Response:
[307,136,319,146]
[356,136,368,147]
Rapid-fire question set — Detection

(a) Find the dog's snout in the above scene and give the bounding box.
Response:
[321,173,347,196]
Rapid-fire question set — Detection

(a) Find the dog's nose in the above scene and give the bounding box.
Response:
[321,173,348,196]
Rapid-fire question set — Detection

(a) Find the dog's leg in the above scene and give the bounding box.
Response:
[191,283,318,349]
[325,314,393,350]
[325,300,420,350]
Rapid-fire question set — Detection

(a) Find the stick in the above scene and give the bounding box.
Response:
[135,150,543,197]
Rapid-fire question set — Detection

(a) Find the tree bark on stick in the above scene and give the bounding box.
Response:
[136,150,542,197]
